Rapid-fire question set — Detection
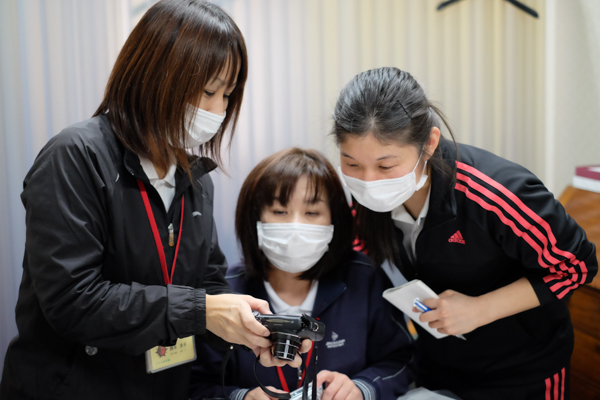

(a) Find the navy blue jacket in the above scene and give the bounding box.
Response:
[190,251,416,400]
[395,141,598,393]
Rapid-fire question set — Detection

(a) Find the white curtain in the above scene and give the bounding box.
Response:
[0,0,134,376]
[545,0,600,196]
[210,0,547,264]
[2,0,599,377]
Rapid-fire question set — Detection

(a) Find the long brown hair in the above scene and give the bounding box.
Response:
[235,148,354,282]
[94,0,248,173]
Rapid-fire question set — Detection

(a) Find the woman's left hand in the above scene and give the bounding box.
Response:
[316,370,362,400]
[418,278,541,336]
[253,339,312,368]
[417,290,486,336]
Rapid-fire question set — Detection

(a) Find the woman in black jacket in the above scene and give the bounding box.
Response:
[0,2,304,399]
[331,67,598,400]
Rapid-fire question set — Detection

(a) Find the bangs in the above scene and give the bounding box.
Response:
[273,172,327,207]
[221,47,241,88]
[258,150,332,208]
[198,35,242,88]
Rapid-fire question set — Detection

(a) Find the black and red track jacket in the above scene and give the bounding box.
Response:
[395,140,598,392]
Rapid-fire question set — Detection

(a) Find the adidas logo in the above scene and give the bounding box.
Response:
[448,230,465,244]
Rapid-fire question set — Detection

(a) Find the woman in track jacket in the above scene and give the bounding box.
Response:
[332,67,598,400]
[0,2,303,399]
[189,148,415,400]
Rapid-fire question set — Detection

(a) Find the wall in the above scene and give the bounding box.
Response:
[210,0,546,264]
[545,0,600,195]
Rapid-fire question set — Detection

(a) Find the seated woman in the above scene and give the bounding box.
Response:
[190,148,415,400]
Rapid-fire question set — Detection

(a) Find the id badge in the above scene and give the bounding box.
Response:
[145,336,197,373]
[290,383,323,400]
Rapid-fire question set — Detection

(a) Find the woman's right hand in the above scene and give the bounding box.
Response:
[205,293,312,369]
[205,294,272,350]
[245,386,288,400]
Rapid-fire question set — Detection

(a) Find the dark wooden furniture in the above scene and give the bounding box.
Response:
[559,186,600,400]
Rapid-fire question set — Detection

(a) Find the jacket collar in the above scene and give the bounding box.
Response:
[421,138,458,233]
[174,157,217,199]
[240,272,347,319]
[312,276,346,318]
[119,146,217,198]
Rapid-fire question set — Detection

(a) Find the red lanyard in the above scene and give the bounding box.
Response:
[276,341,315,392]
[137,179,184,285]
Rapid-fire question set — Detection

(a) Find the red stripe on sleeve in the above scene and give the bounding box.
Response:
[455,179,583,299]
[457,162,588,283]
[560,368,565,400]
[456,172,580,277]
[455,162,587,298]
[545,376,552,400]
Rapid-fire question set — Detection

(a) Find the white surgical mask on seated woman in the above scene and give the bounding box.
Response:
[256,222,334,273]
[339,154,428,213]
[184,106,226,148]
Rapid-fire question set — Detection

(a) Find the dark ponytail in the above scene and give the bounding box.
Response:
[331,67,457,271]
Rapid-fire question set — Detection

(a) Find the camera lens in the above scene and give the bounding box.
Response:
[270,332,302,361]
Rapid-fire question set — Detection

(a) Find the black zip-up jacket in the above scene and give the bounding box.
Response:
[0,115,232,400]
[397,141,598,393]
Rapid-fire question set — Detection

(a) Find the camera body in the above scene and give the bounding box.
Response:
[253,312,325,361]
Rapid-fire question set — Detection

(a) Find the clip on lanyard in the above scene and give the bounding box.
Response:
[137,179,184,285]
[276,341,315,392]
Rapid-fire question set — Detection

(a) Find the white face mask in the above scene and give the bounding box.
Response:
[184,105,226,148]
[339,152,428,213]
[256,222,334,274]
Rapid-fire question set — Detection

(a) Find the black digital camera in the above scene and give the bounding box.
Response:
[253,312,325,361]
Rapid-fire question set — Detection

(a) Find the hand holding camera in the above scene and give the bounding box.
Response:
[251,312,326,400]
[253,312,326,361]
[206,294,272,349]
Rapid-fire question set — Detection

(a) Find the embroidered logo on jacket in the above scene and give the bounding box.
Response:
[448,230,466,244]
[325,331,345,349]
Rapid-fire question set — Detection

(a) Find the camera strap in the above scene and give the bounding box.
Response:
[312,344,319,400]
[277,341,314,391]
[253,342,319,400]
[254,355,291,399]
[219,345,300,400]
[222,344,237,400]
[302,344,319,400]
